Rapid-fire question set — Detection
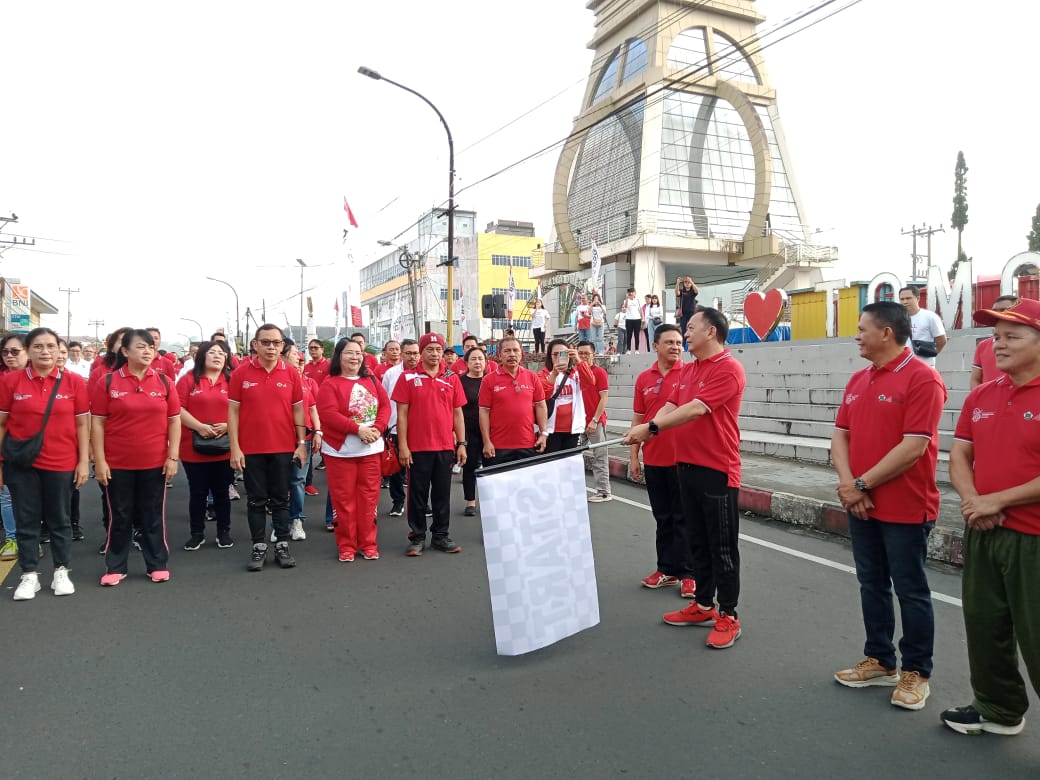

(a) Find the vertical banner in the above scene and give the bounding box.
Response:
[391,290,403,342]
[477,453,600,656]
[458,281,467,337]
[590,237,601,294]
[507,263,516,320]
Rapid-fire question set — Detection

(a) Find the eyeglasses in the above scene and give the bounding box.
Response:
[257,339,284,347]
[1,348,23,356]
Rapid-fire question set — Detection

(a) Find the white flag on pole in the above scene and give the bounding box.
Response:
[391,290,403,342]
[590,237,601,293]
[477,453,600,656]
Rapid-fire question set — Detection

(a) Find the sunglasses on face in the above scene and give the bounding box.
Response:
[257,339,284,347]
[2,348,23,356]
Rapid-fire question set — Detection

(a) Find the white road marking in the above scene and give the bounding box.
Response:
[590,488,963,608]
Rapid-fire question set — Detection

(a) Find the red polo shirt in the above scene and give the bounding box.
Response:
[391,366,465,452]
[91,367,181,470]
[971,336,1000,385]
[834,347,946,523]
[176,372,230,463]
[634,361,682,467]
[954,375,1040,534]
[580,363,609,426]
[478,366,546,449]
[0,368,89,471]
[153,354,178,381]
[302,374,319,439]
[667,350,746,487]
[303,357,331,386]
[228,357,303,455]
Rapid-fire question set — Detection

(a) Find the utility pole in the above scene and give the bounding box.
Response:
[59,287,81,341]
[88,319,104,348]
[900,224,944,282]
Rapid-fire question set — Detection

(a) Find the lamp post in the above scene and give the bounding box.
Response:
[296,258,306,345]
[180,317,204,343]
[206,276,241,353]
[358,66,455,344]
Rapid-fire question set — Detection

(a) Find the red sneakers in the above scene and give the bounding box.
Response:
[641,571,679,589]
[706,612,741,649]
[663,603,718,627]
[304,485,320,496]
[679,578,696,599]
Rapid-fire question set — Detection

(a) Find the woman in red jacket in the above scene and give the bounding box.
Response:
[91,329,181,585]
[316,338,390,562]
[0,327,90,600]
[176,339,234,551]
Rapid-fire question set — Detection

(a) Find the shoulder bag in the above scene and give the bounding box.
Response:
[2,371,63,468]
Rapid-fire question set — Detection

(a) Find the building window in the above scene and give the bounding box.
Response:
[489,254,530,267]
[592,50,620,104]
[492,287,532,301]
[622,38,648,83]
[438,288,461,301]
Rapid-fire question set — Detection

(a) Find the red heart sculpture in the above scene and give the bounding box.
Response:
[744,288,788,341]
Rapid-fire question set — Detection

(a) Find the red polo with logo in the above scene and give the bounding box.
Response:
[228,357,303,455]
[0,367,89,471]
[834,347,946,523]
[666,350,746,487]
[303,357,331,386]
[176,372,230,463]
[478,366,546,449]
[634,362,682,467]
[302,374,319,440]
[91,367,181,470]
[971,336,1000,384]
[580,363,609,426]
[391,367,465,452]
[954,375,1040,534]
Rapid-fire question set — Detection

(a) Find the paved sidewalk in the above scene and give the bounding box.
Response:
[591,446,966,567]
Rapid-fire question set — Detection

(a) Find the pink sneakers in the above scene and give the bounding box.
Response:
[149,570,171,583]
[100,573,127,587]
[706,612,741,649]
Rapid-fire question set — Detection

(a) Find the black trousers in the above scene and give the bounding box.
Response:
[533,328,546,353]
[6,464,73,572]
[407,450,454,541]
[70,487,81,526]
[644,464,694,578]
[484,448,537,467]
[105,467,168,575]
[243,453,292,544]
[387,433,407,505]
[545,433,579,454]
[183,459,233,535]
[625,320,642,351]
[677,462,740,614]
[461,433,483,502]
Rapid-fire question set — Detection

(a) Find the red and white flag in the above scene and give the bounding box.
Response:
[507,264,516,319]
[343,197,358,228]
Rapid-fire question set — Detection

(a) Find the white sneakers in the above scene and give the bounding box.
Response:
[13,572,41,601]
[14,568,76,600]
[52,566,75,596]
[290,519,306,541]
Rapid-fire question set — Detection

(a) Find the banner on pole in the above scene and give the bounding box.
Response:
[477,452,600,656]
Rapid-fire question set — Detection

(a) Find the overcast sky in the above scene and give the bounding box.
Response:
[3,0,1037,346]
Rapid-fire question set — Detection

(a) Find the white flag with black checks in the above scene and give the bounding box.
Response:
[477,453,600,656]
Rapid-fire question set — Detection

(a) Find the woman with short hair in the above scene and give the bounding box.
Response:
[0,327,90,600]
[316,338,390,561]
[177,339,234,551]
[92,329,181,585]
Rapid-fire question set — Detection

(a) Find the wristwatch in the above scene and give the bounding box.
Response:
[648,421,660,436]
[455,442,466,448]
[854,477,868,492]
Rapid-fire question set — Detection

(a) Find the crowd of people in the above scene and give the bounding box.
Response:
[2,279,1038,741]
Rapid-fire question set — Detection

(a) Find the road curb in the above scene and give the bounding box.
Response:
[589,451,965,567]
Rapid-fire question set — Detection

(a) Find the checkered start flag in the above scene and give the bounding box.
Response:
[477,452,600,655]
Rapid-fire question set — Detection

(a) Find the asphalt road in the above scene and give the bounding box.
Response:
[1,469,1037,779]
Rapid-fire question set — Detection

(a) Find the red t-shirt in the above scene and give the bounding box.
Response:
[667,350,746,487]
[176,372,231,463]
[971,336,1000,385]
[303,358,331,386]
[0,368,89,471]
[316,375,391,451]
[634,361,682,467]
[154,354,178,381]
[576,304,591,329]
[478,366,546,449]
[228,357,304,455]
[391,366,465,452]
[302,375,319,439]
[580,363,609,427]
[91,367,181,470]
[834,348,947,523]
[954,375,1040,534]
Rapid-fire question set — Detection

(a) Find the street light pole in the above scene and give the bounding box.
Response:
[296,258,306,345]
[206,276,241,353]
[181,317,204,342]
[358,66,455,344]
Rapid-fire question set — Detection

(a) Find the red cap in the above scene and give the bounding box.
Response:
[974,299,1040,332]
[418,332,445,352]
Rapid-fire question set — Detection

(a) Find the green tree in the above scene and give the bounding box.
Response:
[951,151,969,261]
[1028,203,1040,252]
